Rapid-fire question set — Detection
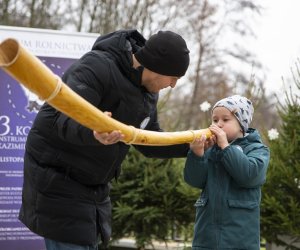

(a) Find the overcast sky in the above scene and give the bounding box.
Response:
[252,0,300,95]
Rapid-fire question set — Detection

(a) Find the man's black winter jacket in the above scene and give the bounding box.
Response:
[19,30,189,246]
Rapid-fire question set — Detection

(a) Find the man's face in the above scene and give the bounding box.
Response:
[141,69,180,93]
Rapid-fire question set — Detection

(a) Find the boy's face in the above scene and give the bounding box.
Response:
[212,107,243,142]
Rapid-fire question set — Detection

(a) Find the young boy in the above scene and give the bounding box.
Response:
[184,95,270,249]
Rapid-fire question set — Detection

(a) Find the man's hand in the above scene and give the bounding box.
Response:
[93,111,125,145]
[93,130,124,145]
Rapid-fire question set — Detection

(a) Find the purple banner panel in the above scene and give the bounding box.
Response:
[0,57,75,250]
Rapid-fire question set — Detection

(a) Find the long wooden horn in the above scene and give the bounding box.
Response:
[0,38,211,145]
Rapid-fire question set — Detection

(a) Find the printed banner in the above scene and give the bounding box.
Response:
[0,26,98,250]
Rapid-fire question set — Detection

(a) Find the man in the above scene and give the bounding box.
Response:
[19,29,190,250]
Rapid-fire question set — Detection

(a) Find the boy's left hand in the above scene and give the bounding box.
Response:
[190,134,215,156]
[190,134,206,156]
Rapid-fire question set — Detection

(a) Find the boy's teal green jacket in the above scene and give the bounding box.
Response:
[184,128,270,250]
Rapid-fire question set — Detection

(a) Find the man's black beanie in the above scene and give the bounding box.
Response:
[134,31,190,77]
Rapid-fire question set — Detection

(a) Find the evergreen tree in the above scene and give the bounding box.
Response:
[110,147,198,250]
[261,69,300,249]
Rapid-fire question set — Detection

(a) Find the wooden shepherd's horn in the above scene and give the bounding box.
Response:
[0,38,212,145]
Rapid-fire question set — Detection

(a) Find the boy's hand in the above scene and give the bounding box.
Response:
[190,134,207,157]
[209,124,229,149]
[205,134,216,150]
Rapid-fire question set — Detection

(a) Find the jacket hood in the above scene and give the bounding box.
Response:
[229,128,263,146]
[243,128,262,144]
[92,30,146,78]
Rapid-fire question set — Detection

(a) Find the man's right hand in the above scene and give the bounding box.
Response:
[93,111,125,145]
[93,130,125,145]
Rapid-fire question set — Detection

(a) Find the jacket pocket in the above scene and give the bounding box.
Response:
[227,199,259,210]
